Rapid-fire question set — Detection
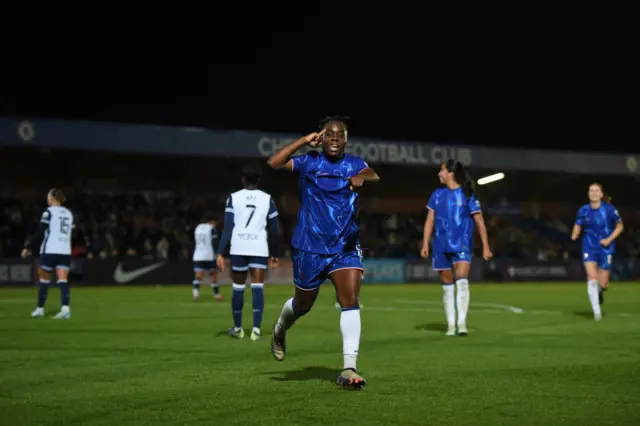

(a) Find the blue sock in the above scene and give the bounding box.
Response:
[38,279,50,308]
[192,279,200,290]
[211,283,220,295]
[231,284,245,329]
[251,283,264,330]
[58,280,70,307]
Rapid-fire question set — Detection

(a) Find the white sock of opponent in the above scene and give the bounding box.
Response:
[442,284,456,328]
[340,307,361,371]
[588,280,601,318]
[456,278,470,326]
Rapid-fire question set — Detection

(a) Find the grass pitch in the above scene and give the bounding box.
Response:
[1,282,639,425]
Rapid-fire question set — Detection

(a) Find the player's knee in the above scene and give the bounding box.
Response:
[292,296,315,316]
[336,293,359,309]
[439,271,453,284]
[455,278,469,291]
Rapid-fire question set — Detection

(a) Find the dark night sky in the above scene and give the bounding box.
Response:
[1,15,638,153]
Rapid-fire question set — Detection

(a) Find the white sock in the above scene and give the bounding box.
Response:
[442,284,455,327]
[340,308,361,370]
[192,288,199,297]
[588,280,601,317]
[61,305,70,313]
[456,278,470,326]
[275,298,298,335]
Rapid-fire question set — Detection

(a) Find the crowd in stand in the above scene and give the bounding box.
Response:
[1,191,639,261]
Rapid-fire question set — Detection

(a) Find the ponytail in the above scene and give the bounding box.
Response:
[445,159,476,198]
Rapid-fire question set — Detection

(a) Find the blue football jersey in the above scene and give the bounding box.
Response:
[427,187,482,254]
[290,151,369,254]
[575,202,621,253]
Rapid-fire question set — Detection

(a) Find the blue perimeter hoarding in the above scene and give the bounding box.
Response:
[363,259,405,283]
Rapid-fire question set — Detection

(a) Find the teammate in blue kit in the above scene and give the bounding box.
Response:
[267,116,380,390]
[571,183,624,321]
[420,160,492,336]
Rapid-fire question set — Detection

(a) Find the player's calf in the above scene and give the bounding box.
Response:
[441,282,456,335]
[455,278,470,335]
[230,284,246,337]
[53,279,71,319]
[251,283,264,340]
[192,279,201,301]
[210,272,223,301]
[31,278,50,317]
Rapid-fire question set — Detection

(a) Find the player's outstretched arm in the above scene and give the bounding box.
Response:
[266,130,325,171]
[472,213,493,260]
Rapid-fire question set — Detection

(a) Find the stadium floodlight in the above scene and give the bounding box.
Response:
[477,173,505,186]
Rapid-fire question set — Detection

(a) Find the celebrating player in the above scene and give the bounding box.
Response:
[22,188,75,319]
[571,183,623,320]
[192,212,223,301]
[420,160,492,336]
[216,164,282,341]
[267,116,379,390]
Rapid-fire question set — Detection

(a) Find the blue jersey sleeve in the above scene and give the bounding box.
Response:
[468,193,482,215]
[427,190,437,211]
[609,204,622,223]
[291,152,317,174]
[350,156,370,174]
[575,206,586,226]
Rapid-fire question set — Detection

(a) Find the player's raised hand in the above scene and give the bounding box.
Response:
[482,247,493,261]
[304,129,326,148]
[348,175,365,190]
[270,257,279,269]
[216,254,225,272]
[420,245,429,259]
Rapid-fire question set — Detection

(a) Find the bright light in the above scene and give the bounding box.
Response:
[477,173,505,186]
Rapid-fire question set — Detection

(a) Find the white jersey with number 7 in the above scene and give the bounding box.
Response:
[227,189,277,257]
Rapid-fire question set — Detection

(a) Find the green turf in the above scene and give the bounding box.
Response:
[1,283,639,425]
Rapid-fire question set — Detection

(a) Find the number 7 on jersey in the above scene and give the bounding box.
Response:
[245,204,256,227]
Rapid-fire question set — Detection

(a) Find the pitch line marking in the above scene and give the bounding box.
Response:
[396,300,525,314]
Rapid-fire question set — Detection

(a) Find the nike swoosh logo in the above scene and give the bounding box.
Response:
[113,262,165,283]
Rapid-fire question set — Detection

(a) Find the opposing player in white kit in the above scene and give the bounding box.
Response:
[22,188,75,319]
[217,164,282,341]
[192,212,223,301]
